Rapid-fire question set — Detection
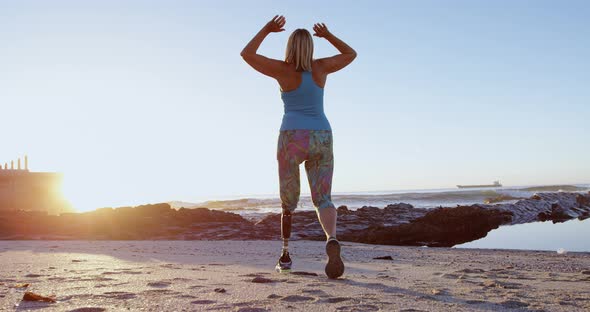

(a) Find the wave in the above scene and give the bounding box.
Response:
[519,185,588,192]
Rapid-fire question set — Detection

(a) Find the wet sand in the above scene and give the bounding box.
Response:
[1,240,589,311]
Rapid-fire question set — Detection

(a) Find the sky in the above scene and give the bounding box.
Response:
[1,0,589,211]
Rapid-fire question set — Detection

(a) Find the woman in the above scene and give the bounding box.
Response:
[241,15,356,279]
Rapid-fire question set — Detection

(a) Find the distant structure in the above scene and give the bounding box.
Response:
[0,155,69,215]
[457,181,502,189]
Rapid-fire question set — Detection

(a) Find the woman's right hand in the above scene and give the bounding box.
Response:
[265,15,286,33]
[313,23,331,38]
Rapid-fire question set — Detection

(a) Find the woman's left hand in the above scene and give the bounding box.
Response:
[264,15,286,33]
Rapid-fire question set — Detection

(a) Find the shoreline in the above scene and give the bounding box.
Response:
[2,240,589,311]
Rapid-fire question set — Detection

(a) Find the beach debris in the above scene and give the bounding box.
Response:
[482,279,497,288]
[251,276,274,283]
[557,248,567,255]
[14,283,30,288]
[431,289,443,295]
[22,291,56,303]
[214,287,226,293]
[372,255,394,260]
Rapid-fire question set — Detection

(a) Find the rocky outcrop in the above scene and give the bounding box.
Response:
[1,192,589,247]
[253,203,428,240]
[495,192,590,224]
[0,204,263,240]
[338,206,513,247]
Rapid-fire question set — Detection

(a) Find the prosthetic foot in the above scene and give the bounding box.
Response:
[275,209,293,273]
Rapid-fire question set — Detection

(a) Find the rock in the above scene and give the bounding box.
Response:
[22,291,56,303]
[538,203,571,222]
[337,205,349,214]
[340,205,513,247]
[384,203,414,211]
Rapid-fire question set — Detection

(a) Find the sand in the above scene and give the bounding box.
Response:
[1,240,589,311]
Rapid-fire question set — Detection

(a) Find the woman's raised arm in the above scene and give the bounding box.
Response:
[313,23,357,74]
[240,15,287,78]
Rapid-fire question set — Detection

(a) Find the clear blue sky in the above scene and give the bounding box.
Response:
[1,0,588,211]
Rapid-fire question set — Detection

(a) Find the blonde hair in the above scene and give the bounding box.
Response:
[285,29,313,72]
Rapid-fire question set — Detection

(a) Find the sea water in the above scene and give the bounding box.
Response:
[172,184,590,215]
[457,218,590,252]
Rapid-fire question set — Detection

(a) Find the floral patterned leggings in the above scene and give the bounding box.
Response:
[277,129,335,212]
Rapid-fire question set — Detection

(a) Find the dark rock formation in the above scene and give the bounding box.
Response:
[1,192,589,248]
[338,205,512,247]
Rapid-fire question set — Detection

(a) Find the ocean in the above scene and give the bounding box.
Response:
[170,184,590,218]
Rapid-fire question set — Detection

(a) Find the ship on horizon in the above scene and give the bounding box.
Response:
[457,181,502,189]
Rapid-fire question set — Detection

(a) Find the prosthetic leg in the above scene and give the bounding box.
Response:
[275,209,293,272]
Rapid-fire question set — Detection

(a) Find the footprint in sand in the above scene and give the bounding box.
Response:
[280,295,316,302]
[302,289,329,297]
[251,277,274,284]
[24,274,44,278]
[456,268,486,274]
[100,291,136,300]
[142,289,179,295]
[290,271,318,276]
[324,297,351,303]
[147,281,171,288]
[191,299,216,305]
[336,304,379,311]
[236,308,269,312]
[241,272,271,277]
[500,300,529,309]
[67,308,107,312]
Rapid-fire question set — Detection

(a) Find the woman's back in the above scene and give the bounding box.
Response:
[280,71,331,131]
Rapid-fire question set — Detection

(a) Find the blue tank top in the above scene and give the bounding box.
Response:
[280,71,332,131]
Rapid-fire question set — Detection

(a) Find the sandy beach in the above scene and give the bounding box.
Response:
[2,240,589,311]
